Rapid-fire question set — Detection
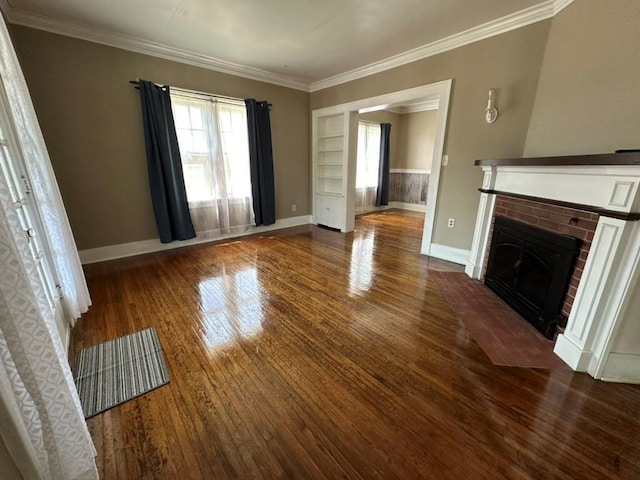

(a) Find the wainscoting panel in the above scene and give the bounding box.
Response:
[389,171,429,206]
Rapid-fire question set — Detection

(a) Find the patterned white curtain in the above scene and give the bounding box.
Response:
[0,14,98,480]
[0,13,90,324]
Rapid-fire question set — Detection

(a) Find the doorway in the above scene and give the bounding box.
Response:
[311,79,452,255]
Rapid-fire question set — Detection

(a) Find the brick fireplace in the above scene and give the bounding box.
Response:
[466,152,640,383]
[485,196,598,323]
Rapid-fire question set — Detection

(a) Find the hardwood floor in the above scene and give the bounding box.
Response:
[74,210,640,479]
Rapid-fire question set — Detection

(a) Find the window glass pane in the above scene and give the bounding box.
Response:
[366,125,381,187]
[219,108,232,133]
[192,130,208,153]
[183,163,210,201]
[219,104,252,198]
[356,122,380,188]
[173,104,190,128]
[189,106,203,130]
[356,124,367,188]
[176,128,193,152]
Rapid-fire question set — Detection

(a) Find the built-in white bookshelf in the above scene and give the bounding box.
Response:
[312,110,357,232]
[316,114,345,196]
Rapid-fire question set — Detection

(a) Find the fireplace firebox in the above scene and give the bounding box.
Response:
[485,217,581,339]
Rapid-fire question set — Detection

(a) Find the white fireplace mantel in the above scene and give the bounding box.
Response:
[466,152,640,383]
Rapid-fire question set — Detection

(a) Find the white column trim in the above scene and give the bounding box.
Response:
[590,221,640,378]
[465,167,496,278]
[553,218,637,374]
[420,81,452,256]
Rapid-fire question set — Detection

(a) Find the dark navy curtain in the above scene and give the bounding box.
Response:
[245,99,276,225]
[375,123,391,206]
[139,80,195,243]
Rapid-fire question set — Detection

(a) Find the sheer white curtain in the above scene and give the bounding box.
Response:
[356,121,381,213]
[171,94,254,236]
[0,14,97,480]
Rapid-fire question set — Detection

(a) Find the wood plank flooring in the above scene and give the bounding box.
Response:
[73,210,640,479]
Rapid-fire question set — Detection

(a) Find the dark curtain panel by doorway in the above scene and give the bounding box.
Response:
[139,80,195,243]
[245,99,276,225]
[376,123,392,206]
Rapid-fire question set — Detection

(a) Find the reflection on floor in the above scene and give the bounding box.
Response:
[75,209,640,479]
[431,271,568,369]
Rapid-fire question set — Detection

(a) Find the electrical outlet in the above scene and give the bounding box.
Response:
[442,155,449,166]
[292,204,297,212]
[447,218,455,228]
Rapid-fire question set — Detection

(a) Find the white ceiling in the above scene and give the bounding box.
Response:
[2,0,569,91]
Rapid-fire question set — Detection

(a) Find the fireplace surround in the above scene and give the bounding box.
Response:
[466,152,640,383]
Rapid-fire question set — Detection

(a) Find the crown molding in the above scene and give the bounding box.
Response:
[309,0,574,92]
[0,1,309,92]
[1,0,573,94]
[398,99,440,114]
[552,0,574,15]
[362,99,439,114]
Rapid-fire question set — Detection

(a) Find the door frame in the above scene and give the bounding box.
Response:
[311,79,452,255]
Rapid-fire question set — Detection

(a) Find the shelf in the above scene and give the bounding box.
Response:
[316,192,343,198]
[315,113,346,227]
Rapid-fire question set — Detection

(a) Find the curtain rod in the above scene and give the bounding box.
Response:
[129,80,271,106]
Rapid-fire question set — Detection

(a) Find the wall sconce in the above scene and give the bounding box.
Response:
[485,89,498,124]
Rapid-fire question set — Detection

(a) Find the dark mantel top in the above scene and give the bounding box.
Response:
[475,151,640,167]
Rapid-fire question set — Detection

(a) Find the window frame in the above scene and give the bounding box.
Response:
[171,94,253,205]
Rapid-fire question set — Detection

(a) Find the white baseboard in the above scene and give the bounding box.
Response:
[79,215,312,264]
[355,205,391,216]
[553,333,591,371]
[598,353,640,384]
[389,169,431,175]
[428,243,471,265]
[464,261,479,278]
[389,202,427,213]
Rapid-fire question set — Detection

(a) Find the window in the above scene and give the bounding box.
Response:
[171,93,254,235]
[356,121,381,189]
[172,96,252,203]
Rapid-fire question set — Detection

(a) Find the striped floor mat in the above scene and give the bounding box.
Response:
[74,327,170,418]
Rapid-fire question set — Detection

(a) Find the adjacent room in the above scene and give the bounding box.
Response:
[1,1,640,479]
[356,105,436,216]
